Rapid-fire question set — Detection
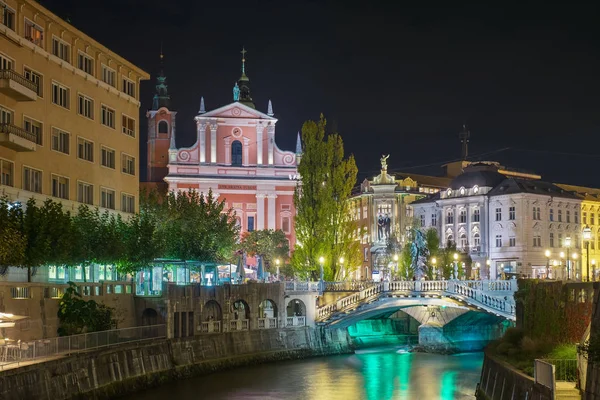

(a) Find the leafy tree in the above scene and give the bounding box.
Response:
[437,241,458,279]
[423,228,440,279]
[240,229,289,272]
[57,282,114,336]
[397,244,415,280]
[0,197,25,272]
[71,205,100,281]
[292,115,360,280]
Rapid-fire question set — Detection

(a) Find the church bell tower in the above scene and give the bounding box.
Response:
[233,47,255,109]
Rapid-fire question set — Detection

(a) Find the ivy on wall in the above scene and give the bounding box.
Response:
[515,280,594,344]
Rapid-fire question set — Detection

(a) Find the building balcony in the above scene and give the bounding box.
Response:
[0,69,38,101]
[0,123,37,152]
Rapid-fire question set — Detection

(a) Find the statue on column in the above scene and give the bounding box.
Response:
[384,214,391,239]
[380,154,390,171]
[377,214,384,241]
[233,82,240,101]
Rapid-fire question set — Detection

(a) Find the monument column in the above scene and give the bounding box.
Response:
[256,194,265,230]
[256,125,263,165]
[267,194,277,230]
[210,122,217,163]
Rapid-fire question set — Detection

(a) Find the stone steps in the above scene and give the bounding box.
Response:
[556,381,580,400]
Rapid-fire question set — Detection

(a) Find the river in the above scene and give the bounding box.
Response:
[129,347,483,400]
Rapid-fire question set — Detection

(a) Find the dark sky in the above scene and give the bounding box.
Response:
[43,0,600,187]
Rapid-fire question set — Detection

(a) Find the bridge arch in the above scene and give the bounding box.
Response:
[286,298,306,317]
[202,300,222,321]
[141,308,159,326]
[259,299,277,319]
[232,299,250,320]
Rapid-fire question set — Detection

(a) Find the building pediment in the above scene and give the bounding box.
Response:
[197,102,276,121]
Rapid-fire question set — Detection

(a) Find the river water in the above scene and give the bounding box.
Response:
[129,347,483,400]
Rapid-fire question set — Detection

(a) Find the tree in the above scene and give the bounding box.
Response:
[240,230,289,273]
[57,282,114,336]
[0,197,25,272]
[292,115,360,280]
[397,244,414,280]
[437,241,458,279]
[423,228,440,279]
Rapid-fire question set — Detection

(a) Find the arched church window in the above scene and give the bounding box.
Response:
[158,120,168,134]
[231,140,242,166]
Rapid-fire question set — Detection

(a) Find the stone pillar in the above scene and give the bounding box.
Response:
[267,125,275,165]
[267,194,277,230]
[256,125,263,165]
[256,194,265,230]
[197,121,206,163]
[210,123,217,163]
[224,137,231,165]
[243,137,250,166]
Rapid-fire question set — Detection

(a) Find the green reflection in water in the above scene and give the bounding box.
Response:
[359,351,413,400]
[440,371,456,400]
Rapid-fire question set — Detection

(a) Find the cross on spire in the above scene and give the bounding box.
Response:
[241,47,247,74]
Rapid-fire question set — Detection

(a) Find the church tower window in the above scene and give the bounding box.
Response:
[158,120,168,134]
[231,140,242,166]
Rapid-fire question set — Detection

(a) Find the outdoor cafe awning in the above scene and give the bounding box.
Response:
[0,313,28,328]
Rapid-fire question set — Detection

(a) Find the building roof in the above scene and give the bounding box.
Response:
[449,163,506,190]
[487,178,580,199]
[410,192,440,205]
[394,172,452,188]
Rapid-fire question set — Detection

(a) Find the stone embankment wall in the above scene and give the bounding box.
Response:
[476,351,551,400]
[584,283,600,399]
[0,327,352,400]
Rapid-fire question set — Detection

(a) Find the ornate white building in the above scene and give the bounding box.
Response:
[412,163,582,279]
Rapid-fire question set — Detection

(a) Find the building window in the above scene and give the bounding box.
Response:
[459,209,467,223]
[550,232,555,247]
[121,154,135,175]
[431,213,437,226]
[23,116,42,145]
[473,233,480,248]
[0,105,11,125]
[536,207,541,220]
[24,67,42,97]
[472,208,480,222]
[446,210,454,224]
[77,138,94,162]
[447,234,454,245]
[101,146,115,169]
[101,65,115,87]
[533,206,538,220]
[533,235,541,247]
[575,211,579,224]
[282,216,290,233]
[51,174,69,200]
[231,140,242,166]
[583,212,588,224]
[509,237,516,247]
[121,193,135,213]
[122,78,135,97]
[420,214,425,227]
[247,216,255,232]
[558,233,563,247]
[122,115,135,137]
[51,128,69,154]
[158,120,168,134]
[0,159,14,186]
[52,37,70,63]
[101,188,115,209]
[495,208,502,221]
[509,206,515,220]
[24,19,43,47]
[77,182,93,205]
[23,166,42,193]
[101,105,115,128]
[1,3,15,30]
[558,209,563,222]
[592,213,595,226]
[77,52,94,75]
[460,233,467,249]
[496,235,502,248]
[566,210,571,223]
[51,82,70,109]
[77,94,94,119]
[550,209,554,221]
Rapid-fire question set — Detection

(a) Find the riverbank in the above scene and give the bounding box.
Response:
[0,327,353,400]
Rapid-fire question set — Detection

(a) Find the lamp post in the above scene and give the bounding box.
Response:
[593,259,597,282]
[545,250,551,279]
[393,254,399,279]
[339,257,345,280]
[552,260,558,279]
[275,259,280,281]
[486,259,491,280]
[564,236,572,280]
[572,252,579,280]
[453,253,459,280]
[431,257,437,280]
[583,225,592,282]
[560,251,565,280]
[319,256,325,292]
[475,262,481,280]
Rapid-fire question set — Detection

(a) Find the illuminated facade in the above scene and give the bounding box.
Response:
[0,0,149,215]
[159,51,300,253]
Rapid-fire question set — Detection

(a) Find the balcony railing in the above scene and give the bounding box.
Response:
[0,69,38,93]
[0,123,37,144]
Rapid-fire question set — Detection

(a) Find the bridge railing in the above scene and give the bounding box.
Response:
[324,281,376,292]
[448,281,515,316]
[284,281,320,292]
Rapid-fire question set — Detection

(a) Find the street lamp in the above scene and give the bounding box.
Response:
[565,236,572,280]
[486,259,491,280]
[545,250,551,279]
[475,262,481,280]
[431,257,437,280]
[393,254,399,278]
[275,259,280,281]
[453,253,459,280]
[583,225,592,282]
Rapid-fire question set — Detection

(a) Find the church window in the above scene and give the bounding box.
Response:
[509,206,516,220]
[431,213,437,226]
[420,214,425,227]
[473,233,480,248]
[231,140,243,166]
[247,216,255,232]
[158,120,168,134]
[282,216,290,233]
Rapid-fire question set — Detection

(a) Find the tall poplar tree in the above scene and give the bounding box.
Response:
[292,115,360,280]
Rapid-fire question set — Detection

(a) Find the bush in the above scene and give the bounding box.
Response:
[503,327,524,346]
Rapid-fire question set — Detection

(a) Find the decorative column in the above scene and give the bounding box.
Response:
[256,194,266,230]
[267,194,277,230]
[197,120,207,163]
[243,137,250,166]
[267,125,275,165]
[210,122,217,164]
[224,138,232,165]
[256,125,263,165]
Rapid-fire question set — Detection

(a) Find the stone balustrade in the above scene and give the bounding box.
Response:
[199,321,221,333]
[285,316,306,327]
[229,319,250,331]
[257,317,278,329]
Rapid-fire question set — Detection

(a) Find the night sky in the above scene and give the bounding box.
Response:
[43,1,600,187]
